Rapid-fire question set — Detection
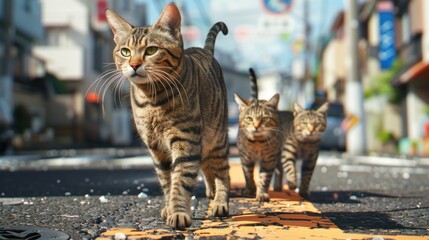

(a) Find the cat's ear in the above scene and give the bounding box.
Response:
[154,3,181,37]
[234,93,249,110]
[317,102,329,115]
[106,9,133,43]
[293,102,304,116]
[266,93,280,109]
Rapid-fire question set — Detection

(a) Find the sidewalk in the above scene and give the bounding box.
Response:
[95,162,428,240]
[1,151,428,239]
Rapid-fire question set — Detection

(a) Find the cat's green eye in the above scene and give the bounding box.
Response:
[245,116,253,122]
[120,48,131,57]
[145,46,158,56]
[262,117,271,122]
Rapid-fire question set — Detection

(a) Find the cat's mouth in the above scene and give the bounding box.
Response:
[300,132,321,141]
[128,72,148,84]
[250,130,266,138]
[131,73,144,78]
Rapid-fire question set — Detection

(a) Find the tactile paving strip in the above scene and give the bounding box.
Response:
[97,162,429,240]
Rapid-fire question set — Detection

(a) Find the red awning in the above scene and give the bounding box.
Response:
[396,61,429,85]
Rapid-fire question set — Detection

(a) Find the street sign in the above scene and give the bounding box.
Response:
[261,0,293,15]
[378,1,396,70]
[258,15,294,36]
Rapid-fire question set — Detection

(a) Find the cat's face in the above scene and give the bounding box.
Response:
[293,102,329,142]
[235,94,281,141]
[106,3,183,85]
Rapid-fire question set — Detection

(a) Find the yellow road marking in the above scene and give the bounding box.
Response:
[97,163,429,239]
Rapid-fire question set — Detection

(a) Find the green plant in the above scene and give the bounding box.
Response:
[365,59,404,104]
[378,130,395,144]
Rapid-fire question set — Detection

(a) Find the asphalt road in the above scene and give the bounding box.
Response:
[0,150,428,239]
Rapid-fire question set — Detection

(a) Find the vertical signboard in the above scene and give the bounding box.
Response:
[378,1,395,70]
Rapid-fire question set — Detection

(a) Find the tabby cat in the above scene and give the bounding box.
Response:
[234,69,283,202]
[234,69,329,200]
[273,101,329,198]
[106,3,230,229]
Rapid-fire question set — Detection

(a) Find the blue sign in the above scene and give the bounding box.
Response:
[378,2,396,70]
[262,0,293,14]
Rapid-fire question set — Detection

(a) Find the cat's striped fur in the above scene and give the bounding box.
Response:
[273,102,329,198]
[235,69,328,200]
[234,69,283,202]
[106,3,230,229]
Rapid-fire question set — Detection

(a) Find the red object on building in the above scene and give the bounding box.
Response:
[97,0,108,22]
[424,119,429,137]
[86,92,100,103]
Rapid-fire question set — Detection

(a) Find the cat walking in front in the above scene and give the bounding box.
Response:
[106,3,230,229]
[235,69,329,201]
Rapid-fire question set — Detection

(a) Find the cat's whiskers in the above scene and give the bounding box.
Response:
[116,75,129,109]
[146,67,189,108]
[87,69,118,98]
[150,71,175,105]
[145,73,158,104]
[153,70,187,107]
[112,73,127,109]
[89,69,123,115]
[101,72,125,115]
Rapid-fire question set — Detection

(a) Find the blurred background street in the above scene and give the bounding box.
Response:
[0,0,428,156]
[1,0,429,239]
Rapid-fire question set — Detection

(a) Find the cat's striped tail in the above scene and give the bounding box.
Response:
[249,68,258,100]
[204,22,228,55]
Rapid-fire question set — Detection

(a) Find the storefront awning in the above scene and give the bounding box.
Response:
[393,61,429,86]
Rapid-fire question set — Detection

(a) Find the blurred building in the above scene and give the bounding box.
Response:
[389,0,429,155]
[0,0,45,149]
[0,0,147,150]
[318,0,429,156]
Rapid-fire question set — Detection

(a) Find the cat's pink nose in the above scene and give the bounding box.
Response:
[130,63,141,71]
[253,121,261,129]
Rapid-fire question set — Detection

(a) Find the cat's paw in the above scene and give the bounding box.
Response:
[212,202,229,217]
[161,206,170,219]
[167,212,192,230]
[256,192,270,202]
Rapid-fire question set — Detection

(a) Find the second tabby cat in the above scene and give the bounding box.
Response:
[235,69,329,200]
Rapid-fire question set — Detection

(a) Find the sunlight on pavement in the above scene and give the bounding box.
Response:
[97,163,429,240]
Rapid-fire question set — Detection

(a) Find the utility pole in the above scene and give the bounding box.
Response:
[301,0,314,107]
[0,0,14,107]
[345,0,366,155]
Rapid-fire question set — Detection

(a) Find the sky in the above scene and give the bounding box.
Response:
[139,0,346,74]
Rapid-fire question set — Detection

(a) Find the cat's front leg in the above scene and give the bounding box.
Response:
[240,158,256,197]
[281,150,298,191]
[257,157,276,202]
[299,152,319,198]
[151,150,172,219]
[273,159,284,192]
[167,143,201,229]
